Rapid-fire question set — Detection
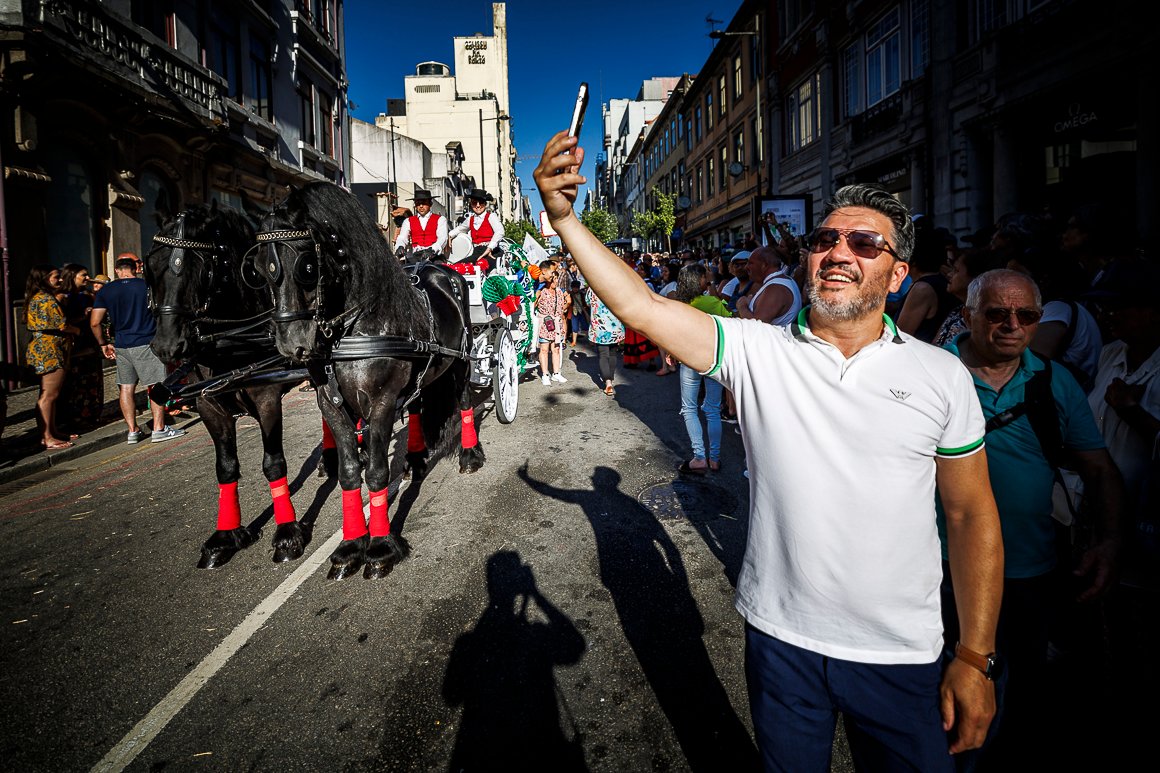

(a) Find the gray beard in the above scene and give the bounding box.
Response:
[806,270,891,322]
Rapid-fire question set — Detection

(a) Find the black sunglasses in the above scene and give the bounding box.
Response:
[982,307,1043,325]
[807,228,898,259]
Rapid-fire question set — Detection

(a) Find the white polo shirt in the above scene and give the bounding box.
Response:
[706,309,984,664]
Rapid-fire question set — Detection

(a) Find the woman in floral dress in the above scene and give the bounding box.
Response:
[25,264,80,449]
[534,270,569,385]
[584,285,625,396]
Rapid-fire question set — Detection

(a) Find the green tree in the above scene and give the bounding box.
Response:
[579,207,619,244]
[503,219,547,249]
[630,189,678,251]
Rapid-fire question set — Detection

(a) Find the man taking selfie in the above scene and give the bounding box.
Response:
[534,129,1004,771]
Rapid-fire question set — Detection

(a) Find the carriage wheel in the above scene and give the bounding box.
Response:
[492,328,519,424]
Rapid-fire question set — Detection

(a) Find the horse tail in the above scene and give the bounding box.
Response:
[417,361,462,457]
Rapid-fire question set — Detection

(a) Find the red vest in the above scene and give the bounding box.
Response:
[468,214,494,245]
[408,214,440,247]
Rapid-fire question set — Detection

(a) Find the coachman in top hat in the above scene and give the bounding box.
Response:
[448,188,504,266]
[394,188,448,262]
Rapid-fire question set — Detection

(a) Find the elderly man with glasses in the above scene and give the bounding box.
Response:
[939,267,1123,770]
[536,127,1005,771]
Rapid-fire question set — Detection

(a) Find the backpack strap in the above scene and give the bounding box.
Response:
[984,360,1066,471]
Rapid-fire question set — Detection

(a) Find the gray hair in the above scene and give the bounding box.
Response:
[965,269,1043,311]
[821,184,915,263]
[675,263,707,303]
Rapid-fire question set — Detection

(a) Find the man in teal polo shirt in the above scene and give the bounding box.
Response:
[939,268,1123,770]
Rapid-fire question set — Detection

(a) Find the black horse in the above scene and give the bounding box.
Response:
[146,202,311,569]
[255,182,486,580]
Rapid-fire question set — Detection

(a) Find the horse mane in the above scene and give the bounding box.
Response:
[283,182,419,326]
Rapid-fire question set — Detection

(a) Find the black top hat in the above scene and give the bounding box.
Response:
[467,188,492,203]
[411,189,433,201]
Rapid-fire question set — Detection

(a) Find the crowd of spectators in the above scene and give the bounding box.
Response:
[539,193,1157,769]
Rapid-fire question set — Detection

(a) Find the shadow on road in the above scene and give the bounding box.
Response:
[442,550,588,770]
[518,463,758,772]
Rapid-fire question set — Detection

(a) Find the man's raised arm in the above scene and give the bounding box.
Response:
[533,131,717,373]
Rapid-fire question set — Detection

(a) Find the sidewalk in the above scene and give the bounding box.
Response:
[0,365,200,486]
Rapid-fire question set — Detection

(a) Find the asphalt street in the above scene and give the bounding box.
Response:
[0,344,861,772]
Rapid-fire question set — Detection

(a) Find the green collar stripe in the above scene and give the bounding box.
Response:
[937,437,985,457]
[705,316,724,377]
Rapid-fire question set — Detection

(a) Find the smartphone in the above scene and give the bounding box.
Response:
[568,82,589,140]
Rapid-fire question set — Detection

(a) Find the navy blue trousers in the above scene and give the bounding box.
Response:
[745,624,955,772]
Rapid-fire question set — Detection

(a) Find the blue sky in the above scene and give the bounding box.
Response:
[344,0,741,226]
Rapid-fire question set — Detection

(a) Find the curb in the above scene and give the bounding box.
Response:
[0,415,202,488]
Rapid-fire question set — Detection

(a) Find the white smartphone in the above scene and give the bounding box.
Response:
[568,82,589,139]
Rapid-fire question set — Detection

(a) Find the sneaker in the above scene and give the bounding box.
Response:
[550,372,568,383]
[541,374,552,386]
[127,427,143,445]
[722,415,738,425]
[151,426,186,443]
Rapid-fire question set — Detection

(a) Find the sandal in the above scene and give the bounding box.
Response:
[708,461,721,472]
[604,383,615,396]
[42,440,74,451]
[677,460,708,476]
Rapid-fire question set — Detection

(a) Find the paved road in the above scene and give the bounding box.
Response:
[3,347,861,772]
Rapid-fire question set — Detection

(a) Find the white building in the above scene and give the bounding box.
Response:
[603,78,678,229]
[378,2,517,224]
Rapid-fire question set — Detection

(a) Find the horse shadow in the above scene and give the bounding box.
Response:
[442,550,588,771]
[517,463,758,772]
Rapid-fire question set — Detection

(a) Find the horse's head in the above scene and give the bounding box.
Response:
[255,189,348,362]
[147,203,257,362]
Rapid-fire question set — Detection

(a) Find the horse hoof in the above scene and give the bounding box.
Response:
[404,451,429,481]
[317,448,338,479]
[458,445,486,474]
[326,535,367,580]
[364,534,410,579]
[197,528,257,569]
[271,521,306,563]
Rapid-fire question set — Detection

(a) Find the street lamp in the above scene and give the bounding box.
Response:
[478,108,510,218]
[710,17,766,196]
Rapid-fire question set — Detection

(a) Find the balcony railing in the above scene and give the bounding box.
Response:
[849,91,904,145]
[39,0,225,124]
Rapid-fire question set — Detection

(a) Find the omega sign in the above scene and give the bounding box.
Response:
[1054,103,1098,133]
[464,39,487,64]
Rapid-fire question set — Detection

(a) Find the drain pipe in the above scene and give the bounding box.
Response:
[0,143,14,390]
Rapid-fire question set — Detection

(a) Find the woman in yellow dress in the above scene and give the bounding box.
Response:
[25,264,80,449]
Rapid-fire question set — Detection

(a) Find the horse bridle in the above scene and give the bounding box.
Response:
[150,213,223,320]
[151,213,272,344]
[254,225,364,338]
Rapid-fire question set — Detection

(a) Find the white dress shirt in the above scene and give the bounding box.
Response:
[449,211,504,250]
[394,212,448,254]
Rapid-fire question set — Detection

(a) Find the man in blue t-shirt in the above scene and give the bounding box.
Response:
[91,255,185,445]
[938,269,1123,769]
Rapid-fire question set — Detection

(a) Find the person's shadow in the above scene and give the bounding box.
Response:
[518,464,758,771]
[442,550,588,771]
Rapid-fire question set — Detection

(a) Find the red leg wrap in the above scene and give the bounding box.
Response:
[269,476,296,525]
[407,413,426,453]
[341,488,367,540]
[460,409,478,448]
[357,418,364,445]
[217,482,241,531]
[368,488,390,537]
[322,420,336,450]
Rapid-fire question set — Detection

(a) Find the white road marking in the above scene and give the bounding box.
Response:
[91,481,408,772]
